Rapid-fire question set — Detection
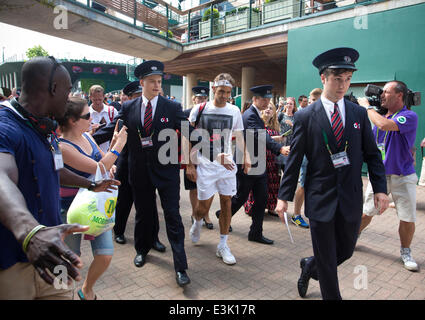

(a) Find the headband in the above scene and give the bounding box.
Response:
[213,80,233,88]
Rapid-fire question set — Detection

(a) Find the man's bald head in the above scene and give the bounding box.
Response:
[20,57,72,118]
[22,57,59,94]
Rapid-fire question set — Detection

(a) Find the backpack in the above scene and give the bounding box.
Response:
[178,102,207,168]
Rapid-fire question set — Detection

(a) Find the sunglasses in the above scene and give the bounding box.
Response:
[48,56,62,93]
[79,112,91,120]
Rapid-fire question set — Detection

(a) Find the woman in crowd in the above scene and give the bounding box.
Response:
[244,101,284,217]
[278,96,297,148]
[57,97,127,300]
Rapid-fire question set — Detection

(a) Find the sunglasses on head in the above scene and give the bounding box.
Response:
[48,56,62,93]
[79,112,91,120]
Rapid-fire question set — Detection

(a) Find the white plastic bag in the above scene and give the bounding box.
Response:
[67,163,117,236]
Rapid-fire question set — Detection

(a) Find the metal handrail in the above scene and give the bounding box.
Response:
[71,0,383,43]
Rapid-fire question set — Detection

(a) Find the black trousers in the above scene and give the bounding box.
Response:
[132,167,187,272]
[113,159,160,241]
[307,209,361,300]
[231,173,268,238]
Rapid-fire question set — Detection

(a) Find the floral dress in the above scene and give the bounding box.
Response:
[244,127,281,215]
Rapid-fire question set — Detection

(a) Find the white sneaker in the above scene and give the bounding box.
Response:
[189,221,201,243]
[216,245,236,265]
[401,248,419,271]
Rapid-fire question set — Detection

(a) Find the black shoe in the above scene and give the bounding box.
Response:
[298,257,312,298]
[203,218,213,230]
[248,235,274,245]
[176,271,191,287]
[215,210,232,232]
[134,253,147,268]
[152,240,166,253]
[114,235,126,244]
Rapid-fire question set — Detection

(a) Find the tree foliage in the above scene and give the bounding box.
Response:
[26,45,49,59]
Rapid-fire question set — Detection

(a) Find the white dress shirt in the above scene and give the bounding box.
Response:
[321,96,346,128]
[140,95,159,126]
[90,103,117,153]
[251,104,262,119]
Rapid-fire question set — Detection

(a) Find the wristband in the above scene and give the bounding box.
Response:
[22,225,46,253]
[110,149,120,157]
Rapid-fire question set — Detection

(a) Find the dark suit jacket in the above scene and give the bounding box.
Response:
[239,105,283,177]
[278,99,387,223]
[93,95,192,189]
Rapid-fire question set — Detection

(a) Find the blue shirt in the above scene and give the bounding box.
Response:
[373,106,417,176]
[0,103,61,270]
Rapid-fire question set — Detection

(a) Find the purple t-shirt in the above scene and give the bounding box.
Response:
[374,106,417,176]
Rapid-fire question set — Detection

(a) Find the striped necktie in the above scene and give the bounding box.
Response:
[331,103,343,148]
[144,100,152,136]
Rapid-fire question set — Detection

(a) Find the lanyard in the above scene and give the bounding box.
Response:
[137,126,153,139]
[376,111,400,146]
[322,129,348,155]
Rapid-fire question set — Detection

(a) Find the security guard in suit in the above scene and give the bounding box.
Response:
[93,81,166,253]
[218,85,289,244]
[114,81,165,252]
[275,48,389,299]
[95,62,192,286]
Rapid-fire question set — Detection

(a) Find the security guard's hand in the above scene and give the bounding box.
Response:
[374,192,389,214]
[26,224,90,285]
[92,179,121,192]
[280,146,290,156]
[242,152,251,175]
[275,199,288,224]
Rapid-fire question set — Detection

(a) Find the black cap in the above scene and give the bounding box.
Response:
[192,86,209,97]
[134,60,164,79]
[312,47,359,74]
[123,81,142,96]
[250,85,273,98]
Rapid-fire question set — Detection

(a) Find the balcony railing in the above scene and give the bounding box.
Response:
[68,0,382,43]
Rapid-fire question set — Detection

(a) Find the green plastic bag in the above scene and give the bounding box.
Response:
[67,163,117,236]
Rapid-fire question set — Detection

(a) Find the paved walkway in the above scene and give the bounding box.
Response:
[76,175,425,300]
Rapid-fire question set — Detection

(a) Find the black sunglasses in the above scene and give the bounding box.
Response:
[48,56,62,93]
[79,112,91,120]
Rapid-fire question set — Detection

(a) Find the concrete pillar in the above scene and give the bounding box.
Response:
[209,81,214,102]
[185,73,197,109]
[241,66,255,106]
[182,76,187,109]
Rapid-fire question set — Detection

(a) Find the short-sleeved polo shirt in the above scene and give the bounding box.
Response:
[374,106,417,176]
[0,102,61,270]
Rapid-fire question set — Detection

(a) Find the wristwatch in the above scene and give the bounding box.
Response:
[367,106,374,110]
[88,181,97,191]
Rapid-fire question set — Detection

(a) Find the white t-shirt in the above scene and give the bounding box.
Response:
[189,101,243,176]
[89,104,117,153]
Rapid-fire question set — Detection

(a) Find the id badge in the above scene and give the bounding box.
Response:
[377,143,386,161]
[330,151,350,168]
[53,149,64,170]
[140,136,153,148]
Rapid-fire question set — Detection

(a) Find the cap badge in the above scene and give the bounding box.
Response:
[344,56,351,63]
[151,66,157,71]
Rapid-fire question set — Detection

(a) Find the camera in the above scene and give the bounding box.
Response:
[364,84,421,114]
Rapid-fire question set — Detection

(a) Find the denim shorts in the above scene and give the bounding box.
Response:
[299,156,308,188]
[60,196,114,256]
